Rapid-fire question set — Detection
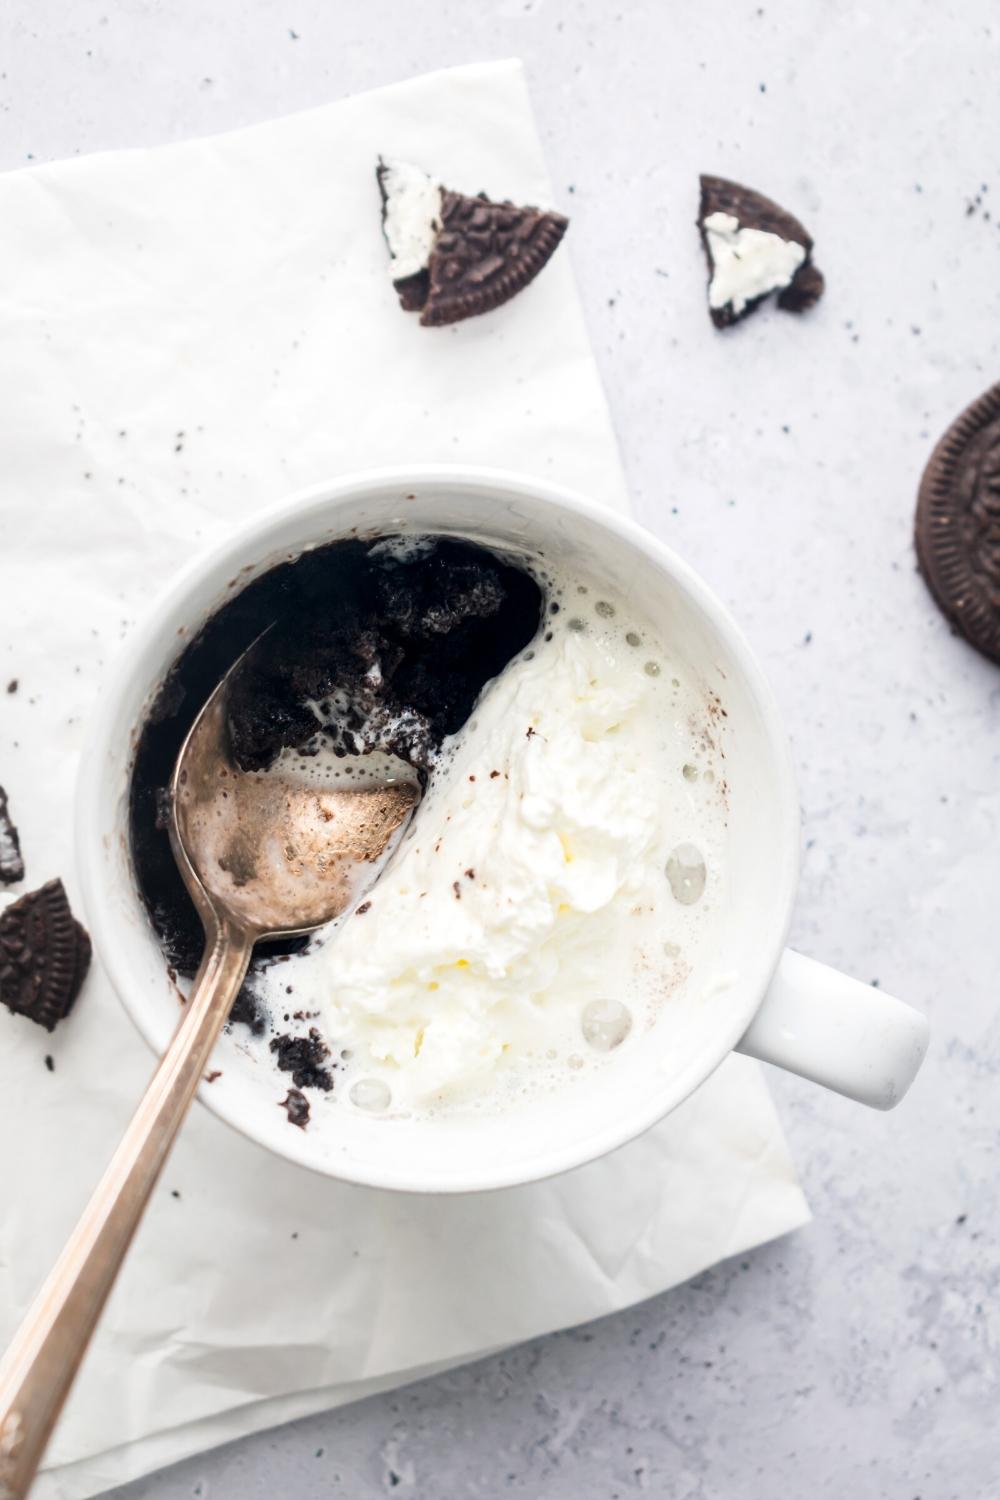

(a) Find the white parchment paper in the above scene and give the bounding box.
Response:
[0,59,809,1500]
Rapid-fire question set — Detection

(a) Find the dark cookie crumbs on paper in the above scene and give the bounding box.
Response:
[0,879,91,1031]
[915,380,1000,665]
[280,1088,311,1129]
[698,174,824,328]
[0,785,25,885]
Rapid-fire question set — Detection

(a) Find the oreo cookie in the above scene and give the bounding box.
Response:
[377,157,568,326]
[698,175,824,328]
[0,785,24,885]
[915,381,1000,666]
[0,878,91,1031]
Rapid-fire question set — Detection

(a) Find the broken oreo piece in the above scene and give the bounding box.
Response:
[0,878,91,1031]
[698,175,824,328]
[377,157,568,326]
[0,785,25,885]
[915,380,1000,666]
[280,1088,310,1129]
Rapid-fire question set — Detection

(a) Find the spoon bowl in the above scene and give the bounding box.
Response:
[170,651,418,942]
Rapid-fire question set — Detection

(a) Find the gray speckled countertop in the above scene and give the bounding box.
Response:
[4,1,998,1495]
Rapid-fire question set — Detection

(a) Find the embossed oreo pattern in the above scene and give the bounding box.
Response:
[420,191,568,327]
[915,381,1000,666]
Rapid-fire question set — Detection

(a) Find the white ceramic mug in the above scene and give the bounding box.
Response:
[77,466,930,1193]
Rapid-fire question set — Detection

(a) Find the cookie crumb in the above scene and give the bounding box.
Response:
[281,1088,310,1128]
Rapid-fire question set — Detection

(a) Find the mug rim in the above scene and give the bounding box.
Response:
[76,464,800,1192]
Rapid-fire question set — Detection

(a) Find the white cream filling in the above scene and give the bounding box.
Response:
[703,210,806,315]
[378,158,442,281]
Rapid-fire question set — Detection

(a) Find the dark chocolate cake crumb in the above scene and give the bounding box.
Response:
[0,785,25,885]
[270,1027,334,1091]
[0,878,90,1031]
[228,980,267,1036]
[281,1088,311,1129]
[224,539,539,775]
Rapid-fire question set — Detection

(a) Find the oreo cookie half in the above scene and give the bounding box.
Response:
[0,785,24,885]
[376,158,568,326]
[915,381,1000,666]
[698,174,824,328]
[0,878,91,1031]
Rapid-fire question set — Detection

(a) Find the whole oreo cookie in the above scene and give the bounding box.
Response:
[0,878,91,1031]
[915,381,1000,666]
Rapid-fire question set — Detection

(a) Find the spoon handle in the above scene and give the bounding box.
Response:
[0,923,252,1499]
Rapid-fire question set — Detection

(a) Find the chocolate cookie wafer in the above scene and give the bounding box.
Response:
[0,878,91,1030]
[915,381,1000,666]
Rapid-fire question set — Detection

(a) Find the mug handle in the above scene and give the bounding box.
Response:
[735,949,930,1110]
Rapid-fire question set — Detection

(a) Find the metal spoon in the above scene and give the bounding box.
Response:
[0,639,417,1498]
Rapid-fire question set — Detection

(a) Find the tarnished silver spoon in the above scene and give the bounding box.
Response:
[0,638,417,1498]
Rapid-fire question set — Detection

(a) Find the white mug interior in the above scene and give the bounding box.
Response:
[76,468,799,1193]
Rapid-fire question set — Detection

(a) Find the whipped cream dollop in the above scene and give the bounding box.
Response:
[702,210,806,317]
[257,585,726,1115]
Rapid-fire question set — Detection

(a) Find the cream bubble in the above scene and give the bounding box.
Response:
[350,1078,392,1112]
[665,843,707,906]
[581,998,633,1052]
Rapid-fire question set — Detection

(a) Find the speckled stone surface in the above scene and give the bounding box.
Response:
[3,1,998,1494]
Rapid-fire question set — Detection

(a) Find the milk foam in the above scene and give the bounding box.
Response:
[253,559,730,1119]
